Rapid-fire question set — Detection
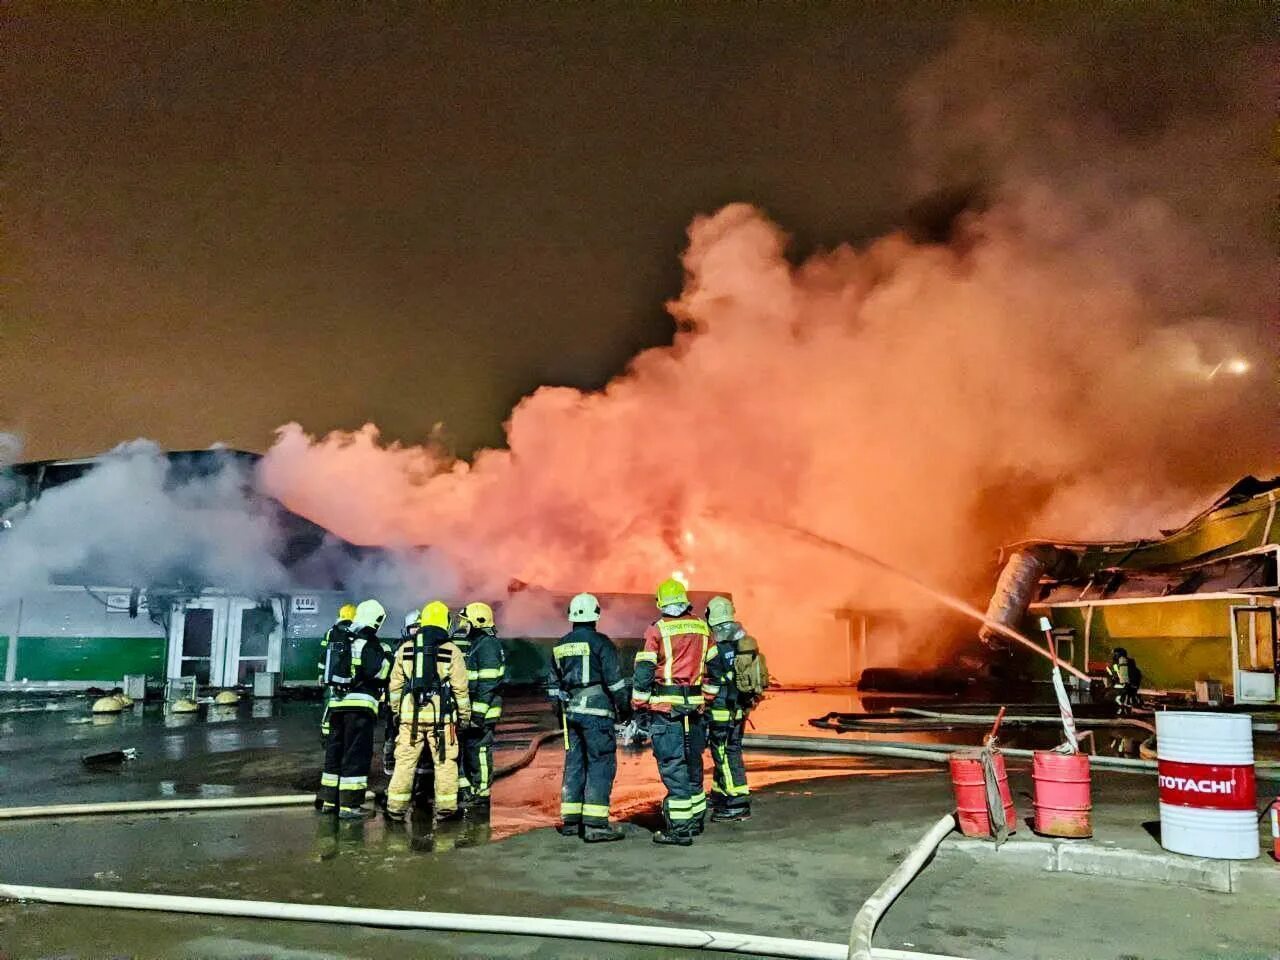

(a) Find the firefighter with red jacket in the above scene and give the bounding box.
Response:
[631,578,726,846]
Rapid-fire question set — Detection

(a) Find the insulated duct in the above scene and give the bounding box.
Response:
[978,546,1060,645]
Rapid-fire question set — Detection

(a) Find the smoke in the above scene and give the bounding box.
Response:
[0,442,293,602]
[258,23,1276,680]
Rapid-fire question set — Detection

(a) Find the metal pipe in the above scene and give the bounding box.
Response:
[0,883,966,960]
[744,733,1280,777]
[848,814,957,960]
[892,708,1156,735]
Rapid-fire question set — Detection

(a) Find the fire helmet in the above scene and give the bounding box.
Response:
[352,599,387,632]
[418,601,451,632]
[568,592,601,624]
[402,609,420,638]
[459,601,495,631]
[655,578,689,610]
[337,603,357,622]
[706,596,735,627]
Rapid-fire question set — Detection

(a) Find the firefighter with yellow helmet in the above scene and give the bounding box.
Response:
[385,602,471,821]
[316,599,391,818]
[631,578,727,845]
[317,603,358,744]
[455,601,505,806]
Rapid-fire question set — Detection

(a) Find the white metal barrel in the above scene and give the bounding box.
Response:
[1156,712,1258,860]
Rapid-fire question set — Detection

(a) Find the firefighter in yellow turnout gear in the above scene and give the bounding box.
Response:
[385,602,471,821]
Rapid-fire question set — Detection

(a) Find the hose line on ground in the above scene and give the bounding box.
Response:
[848,814,958,960]
[0,883,968,960]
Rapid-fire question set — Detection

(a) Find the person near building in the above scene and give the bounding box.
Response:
[704,595,768,822]
[631,577,722,846]
[385,601,471,822]
[316,599,391,818]
[382,609,421,775]
[317,602,357,745]
[455,601,505,807]
[1107,647,1142,715]
[547,592,630,842]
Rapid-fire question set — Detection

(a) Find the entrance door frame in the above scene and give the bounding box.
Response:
[1229,602,1279,704]
[166,596,230,687]
[225,597,285,686]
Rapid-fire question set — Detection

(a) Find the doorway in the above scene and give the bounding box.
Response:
[1230,604,1278,704]
[166,596,284,688]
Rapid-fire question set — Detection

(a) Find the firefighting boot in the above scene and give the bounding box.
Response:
[583,824,625,843]
[711,808,751,822]
[557,823,581,838]
[651,829,693,847]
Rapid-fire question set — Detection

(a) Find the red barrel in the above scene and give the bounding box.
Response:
[949,750,1017,838]
[1032,750,1092,838]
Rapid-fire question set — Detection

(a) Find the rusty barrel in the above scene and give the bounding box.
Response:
[949,749,1016,838]
[1032,749,1092,838]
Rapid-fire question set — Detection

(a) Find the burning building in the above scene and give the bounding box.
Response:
[0,447,724,693]
[984,476,1279,703]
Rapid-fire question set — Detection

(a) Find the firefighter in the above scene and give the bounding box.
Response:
[632,578,723,845]
[704,595,766,822]
[317,603,357,750]
[455,601,505,807]
[1107,647,1142,715]
[548,592,630,842]
[317,599,391,818]
[385,601,471,822]
[383,609,422,771]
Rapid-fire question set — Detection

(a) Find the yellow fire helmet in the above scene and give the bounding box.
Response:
[352,599,387,631]
[655,577,689,610]
[459,601,495,630]
[418,600,451,632]
[706,595,735,627]
[337,603,357,622]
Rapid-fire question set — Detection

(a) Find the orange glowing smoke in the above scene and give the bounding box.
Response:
[259,29,1276,683]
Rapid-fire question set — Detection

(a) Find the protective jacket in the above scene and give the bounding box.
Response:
[548,625,630,720]
[327,625,391,713]
[388,626,471,728]
[632,610,723,716]
[316,618,354,684]
[457,629,506,725]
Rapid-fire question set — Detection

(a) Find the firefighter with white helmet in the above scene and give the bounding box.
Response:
[547,592,630,842]
[704,595,768,821]
[385,601,471,821]
[455,601,505,807]
[317,599,391,818]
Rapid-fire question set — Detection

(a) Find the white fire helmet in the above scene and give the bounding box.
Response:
[568,592,601,624]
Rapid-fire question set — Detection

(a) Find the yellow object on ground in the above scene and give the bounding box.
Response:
[213,691,240,705]
[91,695,126,714]
[170,698,199,714]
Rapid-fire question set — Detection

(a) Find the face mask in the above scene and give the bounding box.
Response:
[660,603,688,617]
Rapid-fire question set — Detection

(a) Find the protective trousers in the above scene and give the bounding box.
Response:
[318,708,376,810]
[649,711,706,837]
[560,713,618,829]
[708,719,750,814]
[459,724,496,799]
[386,698,459,816]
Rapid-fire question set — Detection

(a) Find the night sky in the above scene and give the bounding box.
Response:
[3,3,1270,461]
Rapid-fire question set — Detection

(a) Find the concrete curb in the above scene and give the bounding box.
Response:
[941,836,1280,894]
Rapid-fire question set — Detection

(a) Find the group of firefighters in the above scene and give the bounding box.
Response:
[316,577,767,846]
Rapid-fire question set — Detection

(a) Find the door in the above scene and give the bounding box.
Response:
[1230,605,1278,704]
[225,599,284,685]
[167,598,229,686]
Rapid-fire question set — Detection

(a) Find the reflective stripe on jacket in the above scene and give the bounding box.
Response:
[631,612,719,715]
[548,625,630,719]
[327,628,390,713]
[463,629,506,724]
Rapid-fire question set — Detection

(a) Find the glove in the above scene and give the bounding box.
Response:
[382,737,396,773]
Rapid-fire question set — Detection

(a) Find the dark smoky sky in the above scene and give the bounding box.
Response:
[2,3,1271,461]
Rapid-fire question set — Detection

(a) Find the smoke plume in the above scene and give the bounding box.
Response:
[259,23,1276,680]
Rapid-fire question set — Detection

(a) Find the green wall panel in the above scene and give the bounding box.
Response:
[0,635,8,674]
[283,636,323,683]
[14,636,165,682]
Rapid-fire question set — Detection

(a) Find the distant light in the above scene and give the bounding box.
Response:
[1226,358,1249,375]
[671,570,688,587]
[682,529,695,546]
